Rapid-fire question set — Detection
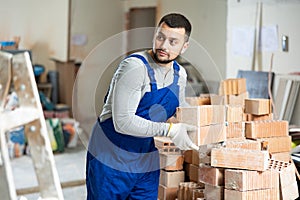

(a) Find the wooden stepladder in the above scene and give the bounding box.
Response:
[0,51,64,200]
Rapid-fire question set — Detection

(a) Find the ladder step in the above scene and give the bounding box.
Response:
[0,107,40,131]
[16,179,86,195]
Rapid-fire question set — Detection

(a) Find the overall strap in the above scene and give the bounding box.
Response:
[172,60,180,85]
[128,54,157,91]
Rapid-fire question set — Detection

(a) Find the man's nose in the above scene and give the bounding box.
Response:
[160,40,169,51]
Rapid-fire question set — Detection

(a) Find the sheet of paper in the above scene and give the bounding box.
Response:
[259,25,279,52]
[232,26,255,57]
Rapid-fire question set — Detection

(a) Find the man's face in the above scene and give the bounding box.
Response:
[152,22,189,65]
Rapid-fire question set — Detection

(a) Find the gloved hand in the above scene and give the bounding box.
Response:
[167,123,199,151]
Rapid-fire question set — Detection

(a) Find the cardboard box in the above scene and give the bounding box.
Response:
[211,148,269,171]
[244,98,271,115]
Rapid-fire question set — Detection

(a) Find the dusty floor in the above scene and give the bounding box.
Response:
[11,141,87,200]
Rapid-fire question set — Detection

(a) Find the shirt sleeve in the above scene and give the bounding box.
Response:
[111,58,170,137]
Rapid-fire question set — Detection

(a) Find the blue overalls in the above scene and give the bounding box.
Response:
[86,54,180,200]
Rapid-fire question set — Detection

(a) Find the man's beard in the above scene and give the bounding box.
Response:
[153,50,179,64]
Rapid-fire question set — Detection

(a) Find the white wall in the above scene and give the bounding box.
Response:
[70,0,124,62]
[0,0,69,72]
[227,0,300,78]
[158,0,227,79]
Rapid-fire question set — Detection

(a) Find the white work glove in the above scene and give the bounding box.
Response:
[167,123,199,151]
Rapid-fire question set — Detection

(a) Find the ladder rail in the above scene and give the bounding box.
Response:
[0,51,64,200]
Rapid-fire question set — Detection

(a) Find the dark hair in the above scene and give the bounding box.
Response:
[158,13,192,40]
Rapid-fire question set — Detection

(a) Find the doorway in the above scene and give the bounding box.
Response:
[127,7,156,54]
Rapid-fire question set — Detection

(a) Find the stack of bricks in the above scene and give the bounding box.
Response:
[211,78,248,106]
[175,102,227,200]
[176,105,226,146]
[176,84,298,199]
[244,98,291,162]
[155,137,185,200]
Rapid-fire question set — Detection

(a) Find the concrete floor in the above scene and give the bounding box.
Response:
[10,141,87,200]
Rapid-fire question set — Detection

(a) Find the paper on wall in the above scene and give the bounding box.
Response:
[232,26,255,57]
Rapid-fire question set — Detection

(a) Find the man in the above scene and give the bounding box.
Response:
[86,13,198,199]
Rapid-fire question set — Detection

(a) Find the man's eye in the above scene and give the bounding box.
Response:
[156,35,165,41]
[170,40,177,46]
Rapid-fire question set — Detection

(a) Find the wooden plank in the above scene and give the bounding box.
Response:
[245,120,288,139]
[12,53,64,200]
[16,179,86,195]
[224,169,279,191]
[224,188,280,200]
[0,51,12,111]
[0,107,39,131]
[211,148,269,171]
[198,164,224,186]
[0,127,18,200]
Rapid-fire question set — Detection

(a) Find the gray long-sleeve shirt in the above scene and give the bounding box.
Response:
[99,50,188,137]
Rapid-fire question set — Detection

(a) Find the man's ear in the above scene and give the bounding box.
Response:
[181,42,189,54]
